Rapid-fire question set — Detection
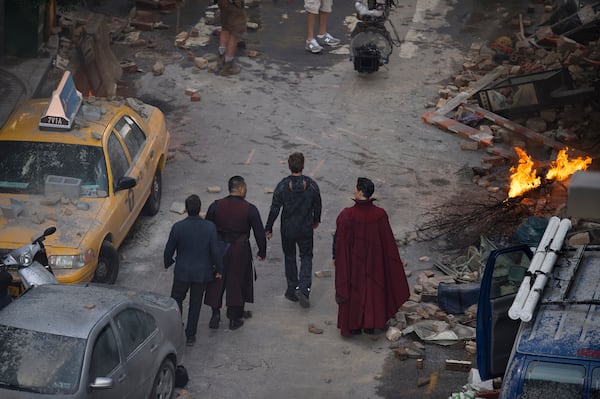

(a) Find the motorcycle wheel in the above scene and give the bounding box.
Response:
[93,241,119,284]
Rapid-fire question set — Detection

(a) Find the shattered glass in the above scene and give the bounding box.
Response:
[0,141,108,198]
[0,325,85,394]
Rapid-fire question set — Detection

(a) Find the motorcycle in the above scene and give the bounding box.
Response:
[1,226,58,297]
[350,0,402,73]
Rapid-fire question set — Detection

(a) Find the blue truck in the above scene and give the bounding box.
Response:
[476,226,600,398]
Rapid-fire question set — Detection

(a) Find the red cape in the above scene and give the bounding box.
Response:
[334,199,410,336]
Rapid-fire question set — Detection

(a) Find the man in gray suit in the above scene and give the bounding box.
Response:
[164,194,224,346]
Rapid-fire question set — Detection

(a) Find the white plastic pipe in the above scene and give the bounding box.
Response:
[520,218,571,322]
[508,216,561,320]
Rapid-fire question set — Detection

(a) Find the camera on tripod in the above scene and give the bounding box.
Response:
[350,0,398,73]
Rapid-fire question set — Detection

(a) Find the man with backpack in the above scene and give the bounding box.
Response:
[265,152,322,308]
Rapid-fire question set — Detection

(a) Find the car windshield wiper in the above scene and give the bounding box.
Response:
[0,381,44,393]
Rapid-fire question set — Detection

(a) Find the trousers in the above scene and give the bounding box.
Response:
[171,280,207,338]
[281,235,313,295]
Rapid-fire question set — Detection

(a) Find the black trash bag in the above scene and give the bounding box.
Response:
[514,216,549,247]
[175,365,189,388]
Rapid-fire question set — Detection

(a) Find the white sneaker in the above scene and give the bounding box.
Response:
[316,33,340,46]
[305,39,323,53]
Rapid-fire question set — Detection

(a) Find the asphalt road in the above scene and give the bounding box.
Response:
[99,0,526,397]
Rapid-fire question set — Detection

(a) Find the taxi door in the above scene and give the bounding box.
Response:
[476,245,532,380]
[113,115,151,235]
[106,131,135,245]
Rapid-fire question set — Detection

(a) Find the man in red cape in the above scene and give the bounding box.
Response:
[334,177,410,336]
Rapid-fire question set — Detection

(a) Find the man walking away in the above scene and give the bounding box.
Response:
[204,176,267,330]
[333,178,410,337]
[265,152,322,308]
[164,194,224,346]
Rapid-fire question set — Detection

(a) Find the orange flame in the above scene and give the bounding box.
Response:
[508,147,541,198]
[546,147,592,181]
[508,146,593,198]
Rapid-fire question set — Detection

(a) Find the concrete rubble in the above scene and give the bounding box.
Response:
[422,0,600,212]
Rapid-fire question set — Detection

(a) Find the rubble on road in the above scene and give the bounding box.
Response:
[422,0,599,211]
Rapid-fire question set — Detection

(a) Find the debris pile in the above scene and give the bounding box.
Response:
[46,10,123,97]
[422,1,599,230]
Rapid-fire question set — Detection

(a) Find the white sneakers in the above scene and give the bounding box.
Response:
[317,33,341,46]
[305,33,341,53]
[305,38,323,53]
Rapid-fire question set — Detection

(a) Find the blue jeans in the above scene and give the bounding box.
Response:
[281,235,313,296]
[171,281,207,338]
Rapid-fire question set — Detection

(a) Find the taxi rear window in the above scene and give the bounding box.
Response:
[0,141,108,198]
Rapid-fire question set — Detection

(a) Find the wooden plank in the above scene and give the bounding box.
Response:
[422,111,494,147]
[435,66,507,116]
[462,104,589,157]
[445,359,472,372]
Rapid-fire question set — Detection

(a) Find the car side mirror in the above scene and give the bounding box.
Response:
[115,176,137,192]
[90,377,113,390]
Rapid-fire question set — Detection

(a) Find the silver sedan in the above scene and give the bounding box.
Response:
[0,283,186,398]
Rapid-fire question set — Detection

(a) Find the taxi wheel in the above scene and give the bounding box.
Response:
[143,168,162,216]
[150,358,175,399]
[93,241,119,284]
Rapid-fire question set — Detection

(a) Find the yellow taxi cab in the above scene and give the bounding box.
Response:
[0,71,170,287]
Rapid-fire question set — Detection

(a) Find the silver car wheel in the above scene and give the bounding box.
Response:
[151,359,175,399]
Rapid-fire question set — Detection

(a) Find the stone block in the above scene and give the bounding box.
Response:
[459,139,479,151]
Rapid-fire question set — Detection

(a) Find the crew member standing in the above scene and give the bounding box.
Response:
[217,0,246,75]
[204,176,267,330]
[164,194,224,346]
[333,177,410,336]
[265,152,322,308]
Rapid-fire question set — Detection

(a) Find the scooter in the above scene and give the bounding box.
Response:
[1,226,58,296]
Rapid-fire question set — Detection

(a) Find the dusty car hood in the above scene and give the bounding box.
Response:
[0,195,108,252]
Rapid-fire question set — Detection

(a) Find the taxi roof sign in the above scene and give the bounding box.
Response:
[39,70,83,130]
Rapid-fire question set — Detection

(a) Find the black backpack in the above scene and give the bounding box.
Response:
[175,365,189,387]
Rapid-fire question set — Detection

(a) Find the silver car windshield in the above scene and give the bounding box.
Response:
[0,325,86,394]
[0,141,108,198]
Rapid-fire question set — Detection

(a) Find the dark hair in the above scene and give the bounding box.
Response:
[356,177,375,198]
[228,175,246,193]
[185,194,201,216]
[288,152,304,174]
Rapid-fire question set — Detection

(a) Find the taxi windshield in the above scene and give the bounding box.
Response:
[0,141,108,198]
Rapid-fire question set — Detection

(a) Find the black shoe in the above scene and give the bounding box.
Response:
[209,313,220,329]
[285,290,299,302]
[242,310,253,319]
[296,289,310,308]
[229,319,244,330]
[350,329,362,335]
[186,336,196,346]
[363,328,375,335]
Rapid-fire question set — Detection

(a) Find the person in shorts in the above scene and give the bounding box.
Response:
[304,0,340,53]
[217,0,247,75]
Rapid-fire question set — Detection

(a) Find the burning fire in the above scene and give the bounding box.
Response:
[508,147,541,198]
[546,147,592,181]
[508,146,592,198]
